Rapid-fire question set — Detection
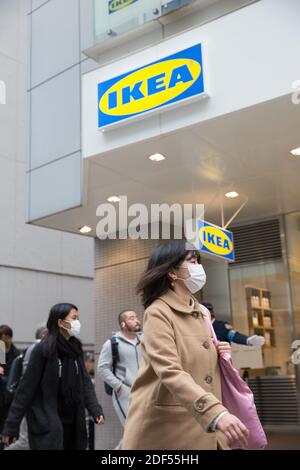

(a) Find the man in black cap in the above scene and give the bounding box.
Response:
[202,302,265,347]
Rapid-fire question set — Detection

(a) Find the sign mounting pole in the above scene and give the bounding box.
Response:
[224,197,249,230]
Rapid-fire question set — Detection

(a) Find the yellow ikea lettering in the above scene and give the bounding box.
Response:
[99,58,201,117]
[199,226,233,256]
[109,0,135,13]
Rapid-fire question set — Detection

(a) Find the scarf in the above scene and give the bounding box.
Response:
[56,334,82,405]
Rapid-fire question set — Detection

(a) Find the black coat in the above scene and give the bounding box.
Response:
[3,342,103,450]
[0,344,20,431]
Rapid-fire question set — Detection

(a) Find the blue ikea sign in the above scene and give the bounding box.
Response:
[196,220,235,262]
[108,0,139,14]
[98,44,205,129]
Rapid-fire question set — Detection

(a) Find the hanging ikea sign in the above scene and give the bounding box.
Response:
[98,43,206,129]
[108,0,138,14]
[196,220,235,262]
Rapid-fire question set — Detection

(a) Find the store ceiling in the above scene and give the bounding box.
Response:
[32,94,300,237]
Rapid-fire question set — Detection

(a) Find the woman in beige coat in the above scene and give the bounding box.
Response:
[122,240,249,450]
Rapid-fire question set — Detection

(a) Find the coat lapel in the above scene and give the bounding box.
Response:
[159,289,203,316]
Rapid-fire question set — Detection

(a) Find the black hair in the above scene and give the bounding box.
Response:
[201,302,214,312]
[202,302,215,318]
[136,240,200,309]
[0,325,13,339]
[118,309,134,327]
[43,303,81,357]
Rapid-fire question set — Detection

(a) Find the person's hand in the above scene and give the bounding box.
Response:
[2,435,17,447]
[217,341,231,356]
[0,366,4,375]
[247,335,265,346]
[95,415,105,425]
[117,385,124,396]
[216,413,249,449]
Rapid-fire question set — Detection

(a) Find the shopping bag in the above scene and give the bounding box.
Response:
[200,305,267,450]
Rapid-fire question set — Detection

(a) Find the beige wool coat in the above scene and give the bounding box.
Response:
[122,289,230,450]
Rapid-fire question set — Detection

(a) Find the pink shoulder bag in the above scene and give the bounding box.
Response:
[200,305,267,450]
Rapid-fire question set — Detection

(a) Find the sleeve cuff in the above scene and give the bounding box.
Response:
[193,394,228,431]
[208,410,229,432]
[113,380,123,392]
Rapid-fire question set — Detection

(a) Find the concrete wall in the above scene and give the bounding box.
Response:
[202,258,231,323]
[27,0,98,221]
[0,0,95,347]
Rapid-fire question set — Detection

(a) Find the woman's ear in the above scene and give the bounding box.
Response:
[167,269,177,282]
[58,319,67,329]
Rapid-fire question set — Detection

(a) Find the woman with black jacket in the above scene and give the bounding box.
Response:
[1,303,104,450]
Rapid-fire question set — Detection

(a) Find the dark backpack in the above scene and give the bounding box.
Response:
[104,337,119,396]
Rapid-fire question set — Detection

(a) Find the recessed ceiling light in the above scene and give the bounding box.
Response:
[290,147,300,156]
[225,191,239,198]
[79,225,92,234]
[149,153,166,162]
[107,196,121,202]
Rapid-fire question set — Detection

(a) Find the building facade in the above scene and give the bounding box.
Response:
[0,0,95,349]
[13,0,300,449]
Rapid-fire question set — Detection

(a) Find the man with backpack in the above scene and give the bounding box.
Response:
[97,310,142,449]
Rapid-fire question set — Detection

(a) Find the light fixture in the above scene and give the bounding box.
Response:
[149,153,166,162]
[225,191,239,198]
[290,147,300,156]
[79,225,92,234]
[107,196,121,202]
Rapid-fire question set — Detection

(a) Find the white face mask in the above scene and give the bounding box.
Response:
[177,263,206,294]
[68,320,81,337]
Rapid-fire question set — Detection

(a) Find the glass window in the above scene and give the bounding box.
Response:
[229,260,294,375]
[94,0,168,44]
[285,212,300,340]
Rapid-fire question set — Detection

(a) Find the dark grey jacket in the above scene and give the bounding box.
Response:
[3,342,103,450]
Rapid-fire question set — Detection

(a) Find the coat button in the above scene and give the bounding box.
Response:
[203,341,210,349]
[205,375,213,384]
[195,398,206,411]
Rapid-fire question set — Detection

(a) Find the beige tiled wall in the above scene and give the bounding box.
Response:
[94,237,158,450]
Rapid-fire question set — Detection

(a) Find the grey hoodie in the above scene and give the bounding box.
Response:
[97,331,142,392]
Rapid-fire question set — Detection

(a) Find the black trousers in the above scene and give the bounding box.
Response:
[62,423,77,450]
[0,404,10,434]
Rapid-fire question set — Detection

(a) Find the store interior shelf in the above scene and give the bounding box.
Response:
[246,286,275,347]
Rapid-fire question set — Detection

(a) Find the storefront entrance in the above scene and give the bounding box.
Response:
[201,215,300,433]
